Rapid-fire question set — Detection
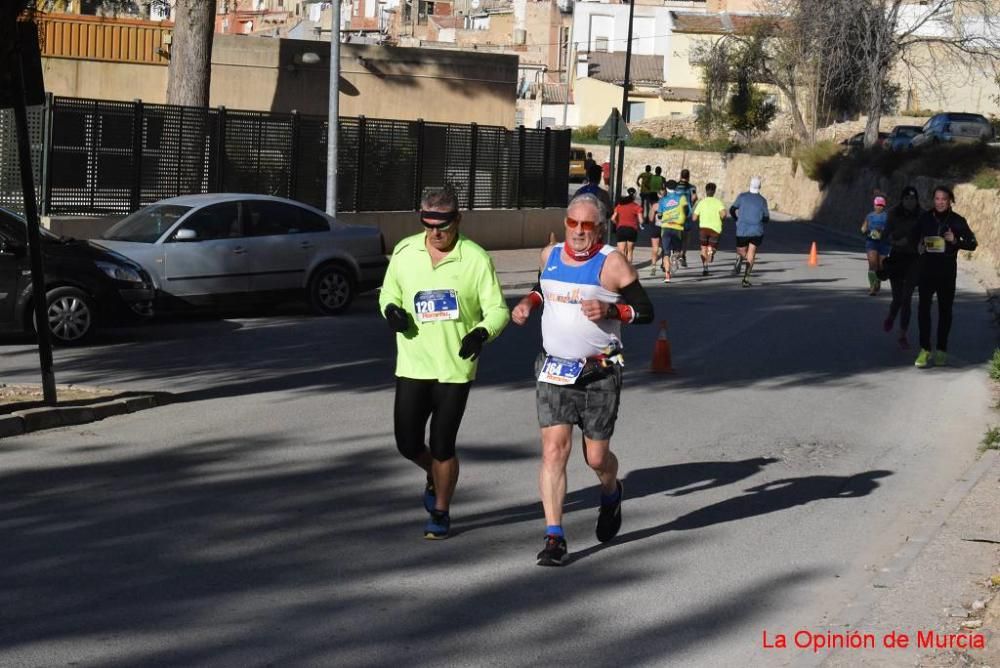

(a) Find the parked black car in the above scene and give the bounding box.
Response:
[0,207,154,344]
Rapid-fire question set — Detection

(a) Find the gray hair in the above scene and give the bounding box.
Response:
[568,192,608,226]
[421,185,460,211]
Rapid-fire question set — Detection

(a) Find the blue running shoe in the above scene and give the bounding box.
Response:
[423,479,436,513]
[424,511,450,540]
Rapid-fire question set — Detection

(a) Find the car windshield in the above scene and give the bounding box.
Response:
[103,204,192,243]
[0,208,60,242]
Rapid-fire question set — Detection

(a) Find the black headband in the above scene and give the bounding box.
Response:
[420,210,460,222]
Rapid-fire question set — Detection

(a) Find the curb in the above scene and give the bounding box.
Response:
[0,393,166,439]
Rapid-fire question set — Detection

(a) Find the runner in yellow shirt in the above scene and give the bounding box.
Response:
[379,186,510,539]
[692,182,727,276]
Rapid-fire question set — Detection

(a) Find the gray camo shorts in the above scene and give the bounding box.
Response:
[534,352,623,441]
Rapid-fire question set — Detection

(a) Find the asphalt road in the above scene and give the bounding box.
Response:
[0,221,995,667]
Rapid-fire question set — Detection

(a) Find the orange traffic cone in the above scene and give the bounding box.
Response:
[650,320,675,374]
[808,241,819,267]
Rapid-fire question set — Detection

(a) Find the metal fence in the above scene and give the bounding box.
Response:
[0,95,570,217]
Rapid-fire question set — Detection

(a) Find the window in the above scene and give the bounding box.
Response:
[594,36,609,52]
[174,203,241,241]
[104,204,192,244]
[627,101,645,122]
[245,201,328,236]
[0,211,26,245]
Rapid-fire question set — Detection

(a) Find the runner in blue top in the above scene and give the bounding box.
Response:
[728,177,769,287]
[861,196,891,295]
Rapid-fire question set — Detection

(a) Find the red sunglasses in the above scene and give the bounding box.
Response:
[565,216,598,232]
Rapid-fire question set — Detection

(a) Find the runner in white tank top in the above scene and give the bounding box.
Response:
[511,193,655,566]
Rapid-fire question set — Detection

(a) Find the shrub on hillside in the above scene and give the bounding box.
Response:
[572,125,600,143]
[794,141,843,183]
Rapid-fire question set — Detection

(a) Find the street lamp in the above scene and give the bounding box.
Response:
[305,0,341,216]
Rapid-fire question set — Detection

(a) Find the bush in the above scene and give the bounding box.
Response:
[794,141,844,182]
[572,125,600,143]
[990,348,1000,382]
[973,168,1000,190]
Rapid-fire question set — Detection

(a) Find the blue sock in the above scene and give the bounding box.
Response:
[601,486,621,506]
[546,525,564,537]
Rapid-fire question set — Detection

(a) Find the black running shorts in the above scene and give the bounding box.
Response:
[534,353,622,441]
[616,226,638,243]
[736,235,764,249]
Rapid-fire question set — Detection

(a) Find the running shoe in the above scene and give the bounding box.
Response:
[663,275,671,284]
[648,265,657,277]
[680,255,688,268]
[702,268,709,277]
[741,278,752,288]
[934,350,948,366]
[914,348,932,368]
[536,534,568,567]
[424,511,450,540]
[423,478,436,513]
[883,317,893,333]
[595,480,624,543]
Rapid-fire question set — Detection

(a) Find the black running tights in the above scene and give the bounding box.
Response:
[917,263,957,352]
[394,377,472,462]
[887,256,917,330]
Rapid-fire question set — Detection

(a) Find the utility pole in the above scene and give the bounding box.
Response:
[613,0,636,202]
[9,22,56,404]
[325,0,340,216]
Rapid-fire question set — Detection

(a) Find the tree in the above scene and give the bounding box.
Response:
[32,1,213,107]
[853,0,1000,147]
[165,0,216,107]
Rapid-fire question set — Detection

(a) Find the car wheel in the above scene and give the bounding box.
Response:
[34,286,96,345]
[308,264,355,315]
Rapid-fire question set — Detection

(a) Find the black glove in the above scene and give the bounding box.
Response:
[384,304,411,333]
[458,327,489,361]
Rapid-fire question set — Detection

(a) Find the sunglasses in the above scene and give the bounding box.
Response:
[420,210,458,231]
[565,216,598,232]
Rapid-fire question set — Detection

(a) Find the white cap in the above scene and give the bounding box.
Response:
[749,177,762,194]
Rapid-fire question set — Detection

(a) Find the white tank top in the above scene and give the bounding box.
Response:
[540,244,623,359]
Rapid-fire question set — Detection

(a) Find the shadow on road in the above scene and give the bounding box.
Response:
[571,469,893,563]
[458,457,782,534]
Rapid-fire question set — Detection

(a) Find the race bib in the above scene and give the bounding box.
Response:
[413,289,460,322]
[869,229,882,240]
[537,355,585,386]
[924,236,946,254]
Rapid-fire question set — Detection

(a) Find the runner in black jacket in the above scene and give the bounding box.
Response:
[882,186,922,349]
[914,186,978,368]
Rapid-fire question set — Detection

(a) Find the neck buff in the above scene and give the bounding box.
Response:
[567,242,603,261]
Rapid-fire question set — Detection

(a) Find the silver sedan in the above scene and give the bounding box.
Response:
[97,194,388,315]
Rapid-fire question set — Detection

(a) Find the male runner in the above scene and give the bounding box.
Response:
[656,179,690,283]
[636,165,654,223]
[511,193,654,566]
[379,186,510,539]
[692,182,726,276]
[647,167,665,224]
[675,168,699,268]
[729,177,770,288]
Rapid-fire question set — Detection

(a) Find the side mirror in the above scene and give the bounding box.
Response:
[173,228,198,241]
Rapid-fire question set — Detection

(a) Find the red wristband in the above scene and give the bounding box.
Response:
[612,303,635,323]
[526,291,543,309]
